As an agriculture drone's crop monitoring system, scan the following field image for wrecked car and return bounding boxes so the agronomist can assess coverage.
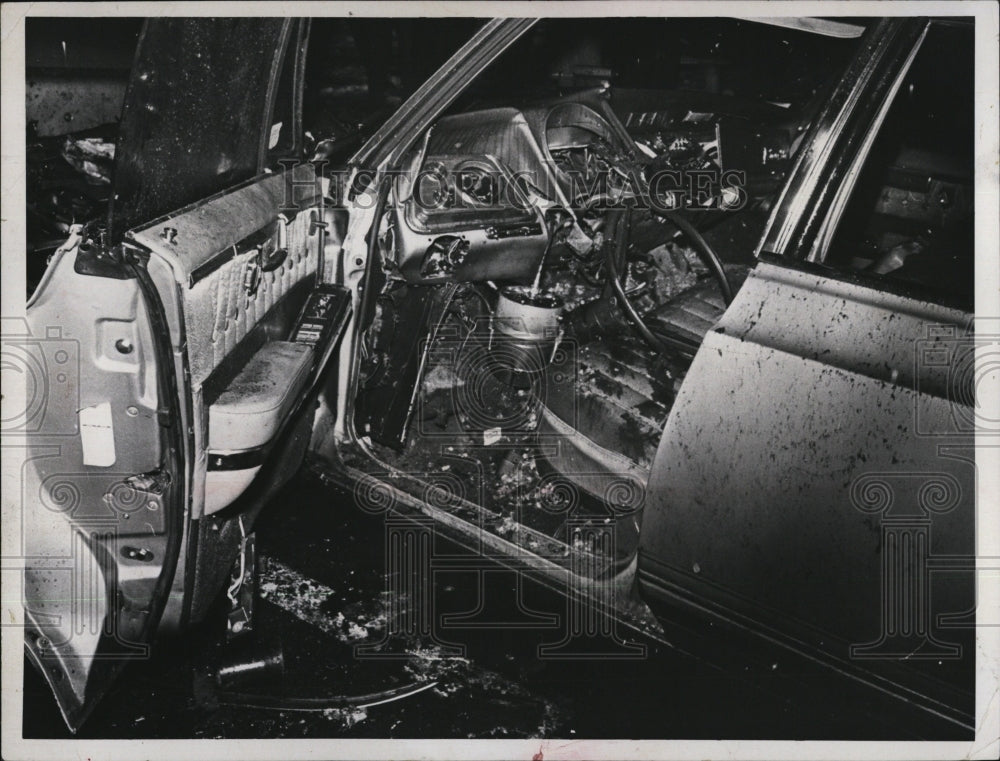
[20,16,977,734]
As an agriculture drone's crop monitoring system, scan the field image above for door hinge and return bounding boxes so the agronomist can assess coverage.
[71,226,137,280]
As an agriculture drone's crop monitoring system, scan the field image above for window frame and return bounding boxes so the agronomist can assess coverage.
[260,19,310,169]
[754,17,974,312]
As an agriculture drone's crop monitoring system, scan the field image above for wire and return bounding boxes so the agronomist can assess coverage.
[226,516,247,606]
[215,679,439,712]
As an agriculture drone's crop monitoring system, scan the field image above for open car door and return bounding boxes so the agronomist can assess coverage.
[636,18,977,733]
[23,18,350,731]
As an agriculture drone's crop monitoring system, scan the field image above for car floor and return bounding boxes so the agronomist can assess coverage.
[22,465,967,740]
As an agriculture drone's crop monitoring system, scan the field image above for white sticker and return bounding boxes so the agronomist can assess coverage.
[268,121,283,150]
[79,402,116,467]
[483,427,502,446]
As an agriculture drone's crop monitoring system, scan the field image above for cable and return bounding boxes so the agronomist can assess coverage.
[226,516,247,606]
[215,679,439,712]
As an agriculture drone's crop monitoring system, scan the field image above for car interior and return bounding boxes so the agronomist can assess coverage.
[21,16,979,735]
[323,18,868,588]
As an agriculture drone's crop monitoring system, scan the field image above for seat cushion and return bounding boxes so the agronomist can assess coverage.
[645,264,750,345]
[208,340,313,452]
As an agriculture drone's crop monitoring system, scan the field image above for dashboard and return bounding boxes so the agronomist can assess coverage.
[384,93,793,285]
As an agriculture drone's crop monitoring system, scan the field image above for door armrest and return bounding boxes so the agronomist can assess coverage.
[208,341,313,452]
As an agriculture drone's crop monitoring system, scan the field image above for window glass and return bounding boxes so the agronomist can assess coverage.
[822,23,974,306]
[110,18,288,239]
[302,19,480,160]
[450,18,859,114]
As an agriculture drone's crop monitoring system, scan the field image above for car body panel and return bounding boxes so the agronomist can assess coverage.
[637,16,976,730]
[23,240,179,730]
[638,261,975,728]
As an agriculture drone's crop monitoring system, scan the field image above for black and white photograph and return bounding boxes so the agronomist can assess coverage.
[2,2,998,759]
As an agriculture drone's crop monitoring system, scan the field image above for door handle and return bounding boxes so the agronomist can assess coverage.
[259,246,288,272]
[259,211,293,272]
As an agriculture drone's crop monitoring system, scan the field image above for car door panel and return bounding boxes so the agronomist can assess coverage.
[128,165,321,383]
[128,164,323,518]
[19,17,349,732]
[23,243,173,731]
[23,161,339,729]
[638,260,975,725]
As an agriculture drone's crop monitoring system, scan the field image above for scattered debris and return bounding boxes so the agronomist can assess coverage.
[259,559,390,644]
[61,135,115,184]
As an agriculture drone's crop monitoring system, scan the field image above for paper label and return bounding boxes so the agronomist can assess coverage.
[79,402,116,467]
